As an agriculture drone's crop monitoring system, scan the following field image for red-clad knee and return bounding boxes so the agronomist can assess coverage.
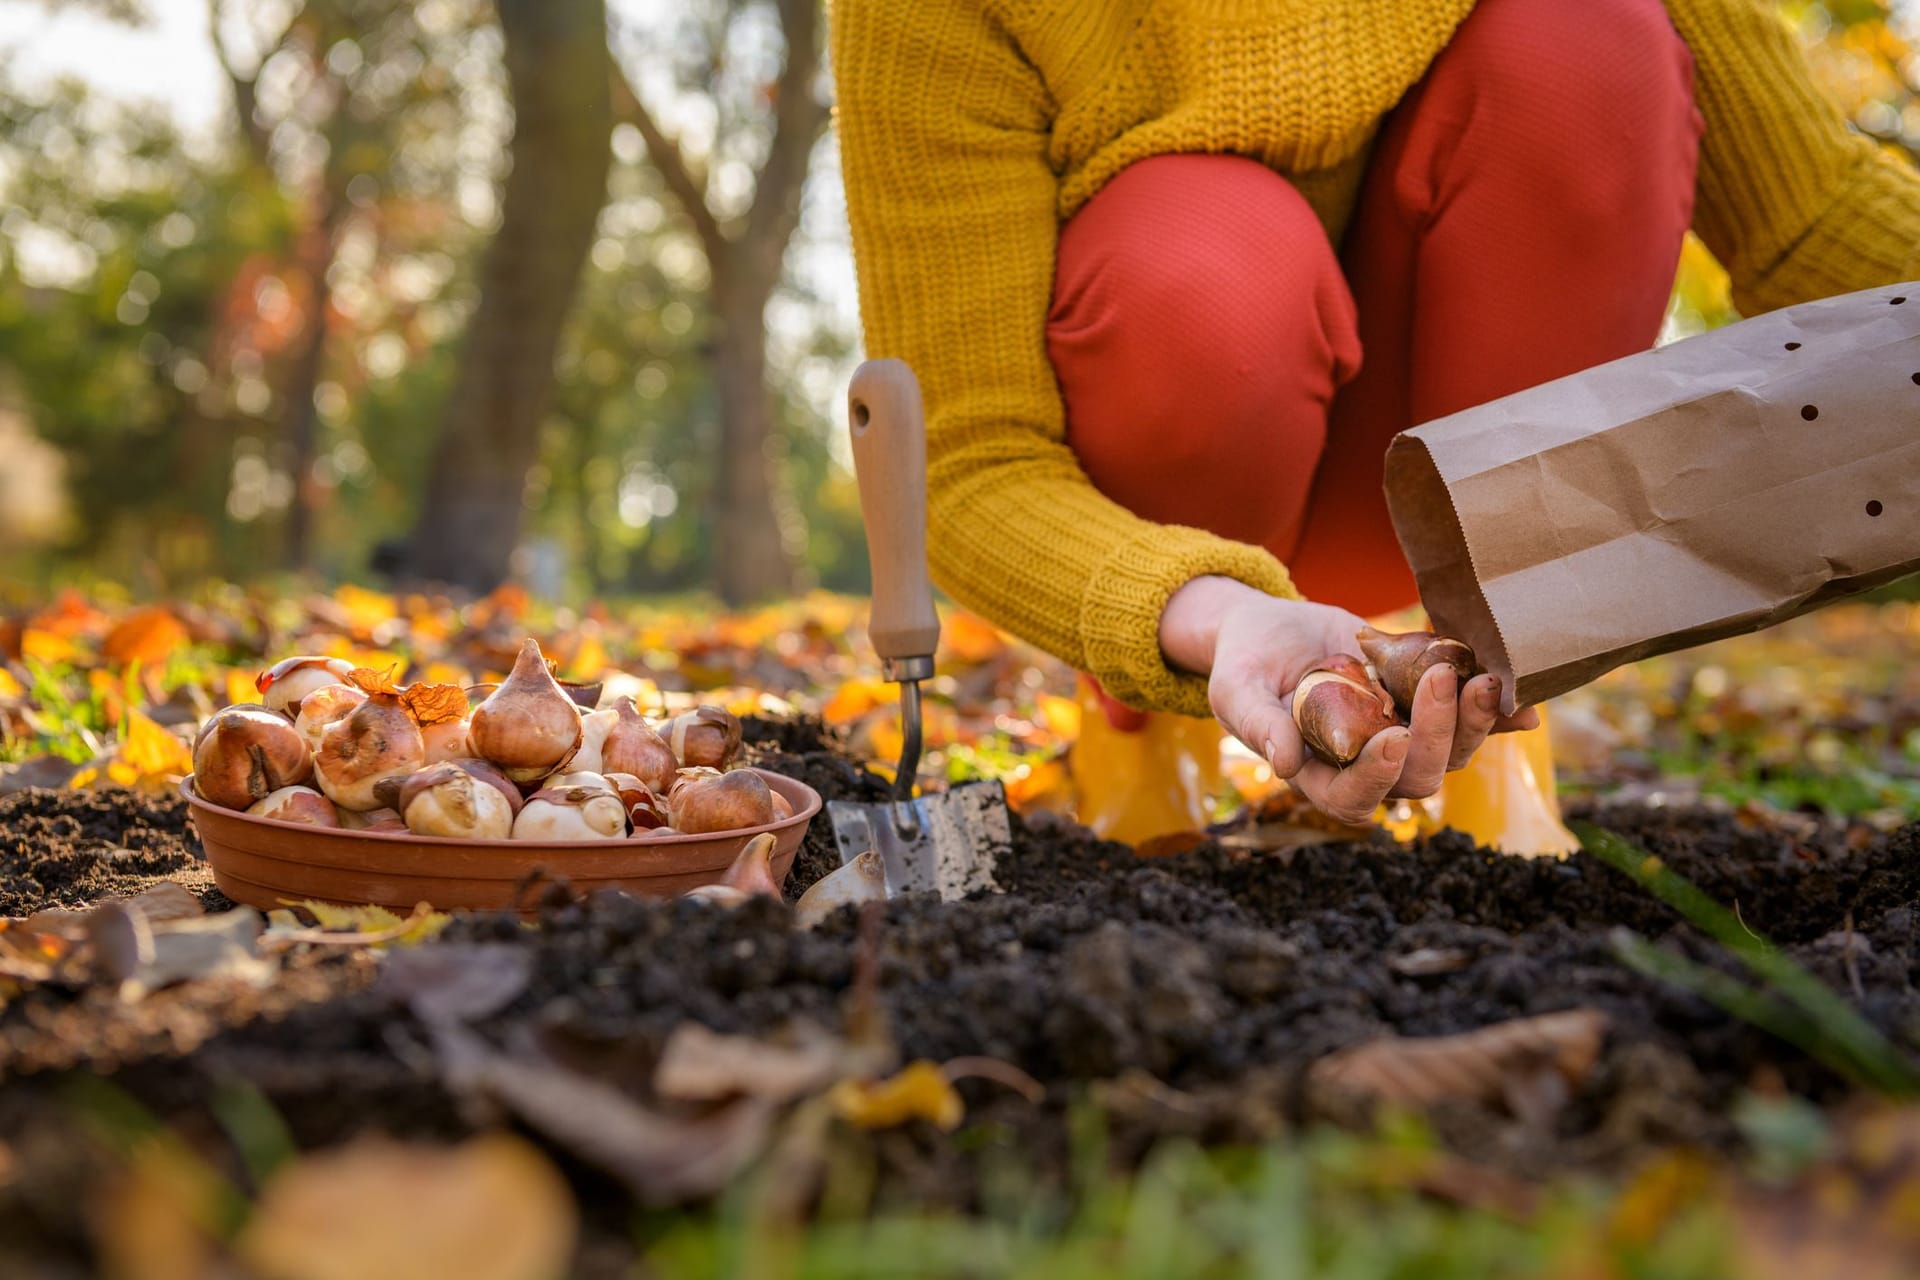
[1048,154,1360,556]
[1394,0,1701,237]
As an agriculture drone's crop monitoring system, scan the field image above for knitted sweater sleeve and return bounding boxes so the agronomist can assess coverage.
[831,0,1298,716]
[1667,0,1920,312]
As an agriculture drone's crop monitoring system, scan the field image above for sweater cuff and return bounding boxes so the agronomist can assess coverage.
[1737,151,1920,313]
[1078,526,1299,718]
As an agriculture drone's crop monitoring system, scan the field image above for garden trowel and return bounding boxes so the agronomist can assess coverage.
[827,360,1010,899]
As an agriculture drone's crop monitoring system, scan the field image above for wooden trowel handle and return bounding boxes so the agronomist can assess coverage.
[848,359,940,670]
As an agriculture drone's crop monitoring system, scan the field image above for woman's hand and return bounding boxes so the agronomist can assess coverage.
[1158,576,1538,824]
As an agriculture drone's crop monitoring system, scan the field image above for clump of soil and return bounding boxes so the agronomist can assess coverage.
[0,719,1916,1275]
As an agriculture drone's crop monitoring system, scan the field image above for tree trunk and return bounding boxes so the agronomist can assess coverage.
[401,0,611,593]
[709,279,795,605]
[280,199,341,572]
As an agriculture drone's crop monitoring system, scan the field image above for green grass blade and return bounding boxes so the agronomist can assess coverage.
[1577,821,1920,1096]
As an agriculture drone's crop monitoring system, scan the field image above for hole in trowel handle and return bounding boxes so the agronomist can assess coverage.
[851,401,871,432]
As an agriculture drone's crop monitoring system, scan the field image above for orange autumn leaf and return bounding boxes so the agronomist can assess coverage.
[829,1061,965,1132]
[822,677,892,727]
[88,669,128,728]
[401,682,467,726]
[101,606,188,669]
[941,610,1006,664]
[0,667,23,698]
[224,668,263,707]
[27,589,109,639]
[21,628,83,665]
[348,667,405,697]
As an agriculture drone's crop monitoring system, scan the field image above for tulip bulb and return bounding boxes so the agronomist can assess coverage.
[360,815,410,834]
[771,792,793,822]
[604,773,669,830]
[513,785,627,841]
[1355,626,1479,718]
[470,639,584,783]
[662,706,742,770]
[255,656,357,716]
[398,763,514,840]
[716,833,783,899]
[670,770,776,835]
[598,699,678,792]
[683,884,752,907]
[1292,655,1399,767]
[794,850,887,930]
[246,785,340,828]
[293,684,368,753]
[421,718,474,764]
[567,708,617,775]
[445,757,524,817]
[668,767,722,800]
[314,693,427,811]
[193,705,314,811]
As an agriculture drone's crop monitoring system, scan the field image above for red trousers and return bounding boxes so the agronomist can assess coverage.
[1049,0,1704,619]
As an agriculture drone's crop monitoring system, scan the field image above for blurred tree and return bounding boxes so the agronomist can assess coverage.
[399,0,612,593]
[610,0,828,606]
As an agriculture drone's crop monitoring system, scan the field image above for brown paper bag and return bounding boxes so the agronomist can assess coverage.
[1385,282,1920,713]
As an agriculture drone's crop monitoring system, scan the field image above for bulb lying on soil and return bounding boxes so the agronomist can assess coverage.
[1355,626,1479,718]
[193,705,314,810]
[1292,654,1399,767]
[246,785,339,827]
[255,656,356,716]
[794,850,886,929]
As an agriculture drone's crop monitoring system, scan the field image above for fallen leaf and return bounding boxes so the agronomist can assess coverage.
[830,1060,964,1132]
[400,682,467,726]
[101,607,188,670]
[380,943,533,1023]
[123,882,205,925]
[653,1022,850,1105]
[347,667,405,697]
[1307,1008,1609,1125]
[0,755,91,795]
[88,905,277,1000]
[94,1140,230,1280]
[278,900,450,947]
[116,709,195,787]
[234,1134,576,1280]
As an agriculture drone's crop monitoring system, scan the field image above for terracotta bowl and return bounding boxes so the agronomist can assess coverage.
[180,768,821,915]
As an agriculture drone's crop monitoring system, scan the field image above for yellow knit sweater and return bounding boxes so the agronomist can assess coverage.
[832,0,1920,717]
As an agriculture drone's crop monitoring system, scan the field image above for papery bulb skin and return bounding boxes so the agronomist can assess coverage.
[445,757,524,817]
[662,706,743,770]
[246,785,340,828]
[193,705,314,810]
[470,639,584,783]
[667,767,723,800]
[1355,627,1479,718]
[398,763,514,840]
[567,709,616,775]
[682,884,752,906]
[338,806,401,831]
[717,833,783,899]
[512,785,627,840]
[314,695,426,811]
[669,770,776,834]
[794,850,887,929]
[256,656,357,716]
[421,718,475,764]
[1291,657,1399,767]
[293,685,368,753]
[604,773,670,830]
[600,699,678,793]
[548,770,614,792]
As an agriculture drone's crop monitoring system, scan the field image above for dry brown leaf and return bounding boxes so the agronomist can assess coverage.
[653,1021,849,1105]
[123,882,204,925]
[401,681,467,726]
[380,943,533,1023]
[234,1134,576,1280]
[346,666,405,697]
[89,904,277,1000]
[1308,1008,1609,1122]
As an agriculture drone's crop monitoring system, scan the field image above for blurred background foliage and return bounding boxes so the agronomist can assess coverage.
[0,0,1913,604]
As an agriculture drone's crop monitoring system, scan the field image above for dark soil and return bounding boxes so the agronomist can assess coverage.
[2,716,1918,1276]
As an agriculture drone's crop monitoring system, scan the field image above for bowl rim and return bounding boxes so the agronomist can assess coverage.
[180,766,822,848]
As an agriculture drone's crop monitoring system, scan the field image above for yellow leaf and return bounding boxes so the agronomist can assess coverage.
[332,583,397,637]
[120,708,194,783]
[0,668,21,698]
[21,628,82,665]
[224,668,263,707]
[830,1061,964,1132]
[565,632,611,681]
[1035,694,1081,742]
[235,1135,576,1280]
[280,899,451,946]
[417,661,471,688]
